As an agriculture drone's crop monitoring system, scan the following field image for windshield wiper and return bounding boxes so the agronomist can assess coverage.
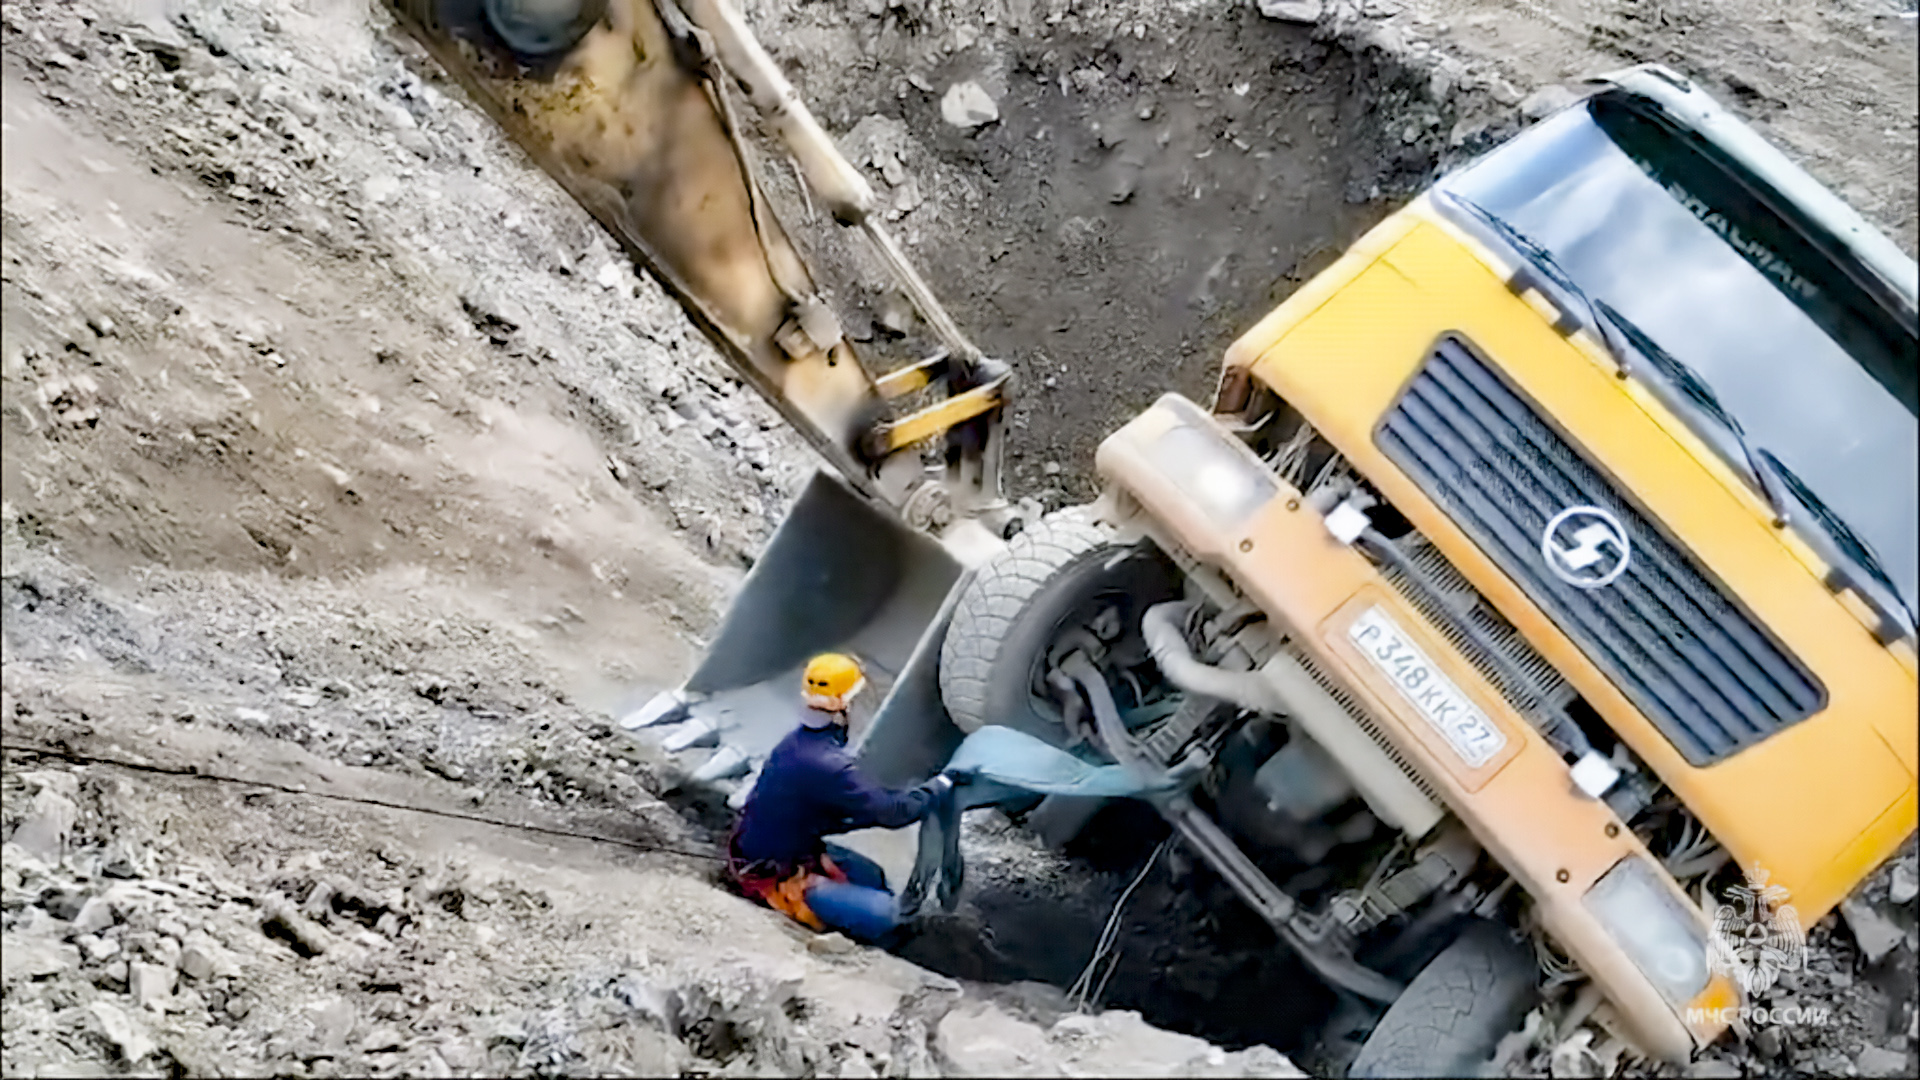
[1440,191,1635,377]
[1595,302,1911,636]
[1759,449,1916,638]
[1591,299,1794,528]
[1440,192,1911,636]
[1440,191,1796,527]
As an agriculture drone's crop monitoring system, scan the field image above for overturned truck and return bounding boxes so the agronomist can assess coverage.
[389,2,1918,1074]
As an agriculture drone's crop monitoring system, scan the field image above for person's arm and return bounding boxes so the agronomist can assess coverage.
[825,763,945,831]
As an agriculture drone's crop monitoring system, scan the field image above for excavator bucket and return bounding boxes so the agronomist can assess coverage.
[658,470,967,768]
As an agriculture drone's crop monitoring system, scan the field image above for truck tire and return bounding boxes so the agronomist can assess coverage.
[938,509,1177,738]
[1347,921,1539,1079]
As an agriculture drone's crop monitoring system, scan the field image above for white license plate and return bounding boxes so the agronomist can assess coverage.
[1347,606,1507,769]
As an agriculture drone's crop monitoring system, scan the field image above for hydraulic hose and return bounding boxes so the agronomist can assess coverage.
[1059,650,1403,1003]
[1060,652,1162,786]
[1140,602,1286,716]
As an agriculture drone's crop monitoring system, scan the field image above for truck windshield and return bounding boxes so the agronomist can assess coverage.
[1435,95,1920,618]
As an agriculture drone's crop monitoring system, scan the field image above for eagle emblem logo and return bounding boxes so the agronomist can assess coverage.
[1706,862,1804,995]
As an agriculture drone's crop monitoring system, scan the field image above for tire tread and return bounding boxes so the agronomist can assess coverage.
[1347,921,1538,1079]
[939,512,1117,734]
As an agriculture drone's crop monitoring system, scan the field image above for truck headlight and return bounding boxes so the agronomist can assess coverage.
[1152,420,1278,530]
[1583,856,1711,1006]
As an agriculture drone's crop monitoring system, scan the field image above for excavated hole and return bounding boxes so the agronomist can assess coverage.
[766,5,1477,506]
[895,799,1344,1062]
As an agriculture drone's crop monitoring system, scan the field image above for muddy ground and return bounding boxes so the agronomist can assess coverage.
[2,0,1916,1076]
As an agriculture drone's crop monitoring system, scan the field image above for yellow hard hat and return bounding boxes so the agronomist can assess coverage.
[802,653,865,712]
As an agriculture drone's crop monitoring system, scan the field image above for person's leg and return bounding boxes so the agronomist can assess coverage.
[803,879,899,942]
[821,843,889,892]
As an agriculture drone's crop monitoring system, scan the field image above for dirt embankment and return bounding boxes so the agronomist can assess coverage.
[4,0,811,594]
[0,539,1298,1077]
[0,0,1304,1075]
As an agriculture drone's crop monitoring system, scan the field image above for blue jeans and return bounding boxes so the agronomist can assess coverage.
[808,843,899,942]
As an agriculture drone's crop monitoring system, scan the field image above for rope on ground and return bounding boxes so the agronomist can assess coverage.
[1068,837,1169,1013]
[0,738,727,863]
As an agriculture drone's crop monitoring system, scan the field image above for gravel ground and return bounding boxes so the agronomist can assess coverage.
[0,539,1300,1077]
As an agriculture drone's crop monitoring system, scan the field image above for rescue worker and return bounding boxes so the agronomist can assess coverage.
[726,653,954,941]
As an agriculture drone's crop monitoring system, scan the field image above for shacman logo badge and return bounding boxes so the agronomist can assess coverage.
[1706,862,1805,996]
[1540,505,1632,589]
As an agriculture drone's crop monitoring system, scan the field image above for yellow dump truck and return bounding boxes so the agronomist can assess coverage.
[389,3,1917,1073]
[1080,67,1917,1070]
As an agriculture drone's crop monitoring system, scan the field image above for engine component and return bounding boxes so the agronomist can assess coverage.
[1140,602,1282,711]
[1258,649,1444,839]
[1059,652,1405,1004]
[1253,734,1354,822]
[1140,600,1443,838]
[1333,822,1482,934]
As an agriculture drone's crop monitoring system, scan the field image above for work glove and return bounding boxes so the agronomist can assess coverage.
[940,765,979,785]
[921,773,954,799]
[1161,750,1209,791]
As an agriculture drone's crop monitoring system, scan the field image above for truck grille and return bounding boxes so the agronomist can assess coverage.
[1376,337,1824,765]
[1378,535,1575,725]
[1282,643,1444,807]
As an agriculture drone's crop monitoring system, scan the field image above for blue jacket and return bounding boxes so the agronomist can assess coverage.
[732,717,935,871]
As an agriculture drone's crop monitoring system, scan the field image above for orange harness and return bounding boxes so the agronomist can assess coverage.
[727,831,849,931]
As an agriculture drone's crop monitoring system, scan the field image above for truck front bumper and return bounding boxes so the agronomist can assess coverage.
[1096,394,1739,1063]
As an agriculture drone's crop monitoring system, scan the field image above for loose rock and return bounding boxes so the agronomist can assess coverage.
[262,897,332,957]
[89,1000,156,1063]
[71,895,117,936]
[129,960,177,1008]
[1890,862,1917,906]
[101,844,144,880]
[178,943,215,981]
[12,787,79,862]
[42,885,89,921]
[1842,896,1906,964]
[1858,1045,1912,1078]
[807,932,856,956]
[1812,1050,1857,1076]
[940,81,999,129]
[1258,0,1324,23]
[6,938,82,981]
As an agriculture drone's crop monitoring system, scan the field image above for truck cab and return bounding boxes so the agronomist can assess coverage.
[1066,65,1918,1069]
[925,67,1904,1068]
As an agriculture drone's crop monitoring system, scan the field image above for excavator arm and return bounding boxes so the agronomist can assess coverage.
[383,0,1012,525]
[384,0,1013,775]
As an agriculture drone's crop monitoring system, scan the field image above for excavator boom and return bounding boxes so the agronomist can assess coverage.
[384,0,1008,515]
[384,0,1011,770]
